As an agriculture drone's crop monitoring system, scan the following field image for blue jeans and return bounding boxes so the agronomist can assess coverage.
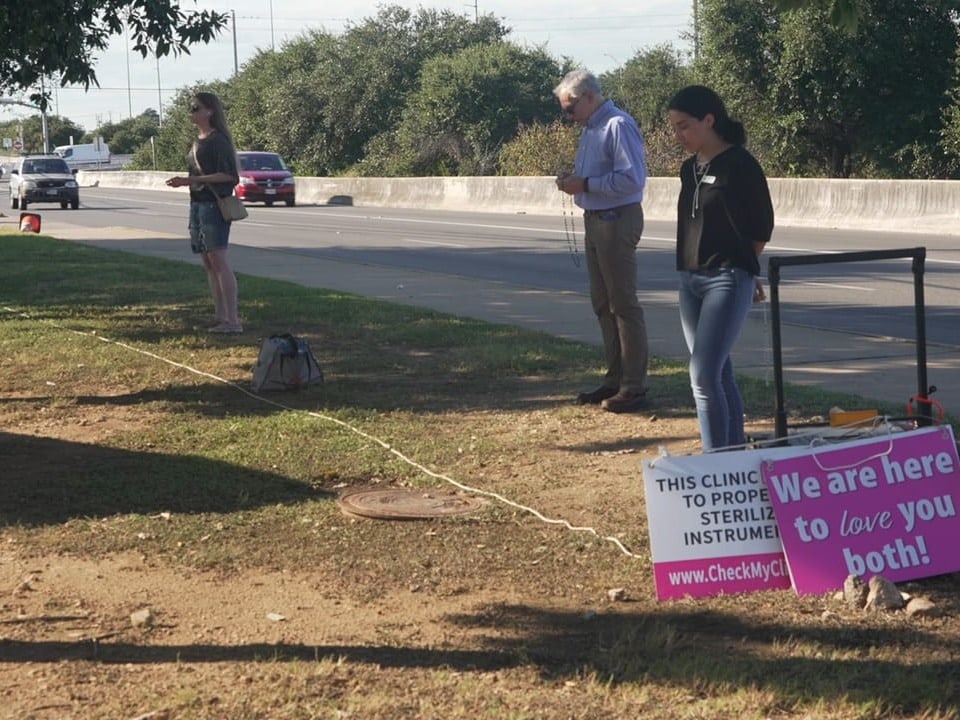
[679,267,755,451]
[189,201,231,254]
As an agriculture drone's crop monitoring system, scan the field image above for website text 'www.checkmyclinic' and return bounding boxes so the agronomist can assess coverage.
[667,557,788,587]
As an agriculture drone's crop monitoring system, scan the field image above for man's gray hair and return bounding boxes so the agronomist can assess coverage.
[553,69,603,100]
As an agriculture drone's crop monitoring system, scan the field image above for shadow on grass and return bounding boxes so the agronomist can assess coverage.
[0,431,332,526]
[2,601,959,714]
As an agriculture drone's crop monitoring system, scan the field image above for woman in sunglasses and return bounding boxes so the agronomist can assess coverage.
[166,92,243,334]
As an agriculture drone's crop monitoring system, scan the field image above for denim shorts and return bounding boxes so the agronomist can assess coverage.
[189,200,231,254]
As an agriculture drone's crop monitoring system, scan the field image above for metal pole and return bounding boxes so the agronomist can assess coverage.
[912,248,931,426]
[39,76,50,153]
[126,23,133,118]
[232,10,239,74]
[768,260,788,440]
[269,0,275,51]
[693,0,700,63]
[156,54,163,128]
[41,110,49,154]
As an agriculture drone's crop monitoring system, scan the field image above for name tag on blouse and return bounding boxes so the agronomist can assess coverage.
[702,175,717,184]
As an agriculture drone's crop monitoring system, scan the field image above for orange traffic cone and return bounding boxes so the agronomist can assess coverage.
[19,212,41,233]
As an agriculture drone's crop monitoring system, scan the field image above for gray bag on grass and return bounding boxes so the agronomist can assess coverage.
[252,334,324,392]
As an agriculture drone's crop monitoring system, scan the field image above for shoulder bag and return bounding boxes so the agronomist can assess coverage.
[252,334,324,392]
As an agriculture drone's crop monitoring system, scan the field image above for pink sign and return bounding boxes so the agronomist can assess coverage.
[761,426,960,594]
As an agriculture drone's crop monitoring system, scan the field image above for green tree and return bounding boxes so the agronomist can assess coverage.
[697,0,958,177]
[82,110,160,154]
[221,5,511,176]
[497,120,579,176]
[605,44,692,135]
[0,115,84,154]
[939,54,960,167]
[225,32,337,175]
[371,42,561,176]
[771,0,864,29]
[1,1,228,109]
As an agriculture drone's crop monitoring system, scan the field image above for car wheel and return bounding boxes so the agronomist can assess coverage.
[71,199,79,210]
[286,198,296,207]
[60,201,68,209]
[265,201,274,207]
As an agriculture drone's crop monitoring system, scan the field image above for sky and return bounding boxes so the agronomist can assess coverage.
[1,1,692,134]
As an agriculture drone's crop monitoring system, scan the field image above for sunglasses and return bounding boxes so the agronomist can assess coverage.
[562,96,583,116]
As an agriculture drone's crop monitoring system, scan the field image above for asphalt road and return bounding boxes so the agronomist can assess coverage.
[8,184,960,418]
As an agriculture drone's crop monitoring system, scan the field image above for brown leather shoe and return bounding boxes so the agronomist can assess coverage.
[601,390,649,413]
[577,385,619,405]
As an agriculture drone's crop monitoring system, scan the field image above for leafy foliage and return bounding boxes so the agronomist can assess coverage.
[372,42,562,176]
[225,32,335,174]
[222,6,512,176]
[497,120,580,176]
[772,0,863,30]
[605,44,693,135]
[0,115,84,154]
[83,110,160,154]
[0,0,228,109]
[16,0,960,179]
[697,0,960,177]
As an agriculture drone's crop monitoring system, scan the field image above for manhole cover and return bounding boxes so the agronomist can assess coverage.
[338,488,486,520]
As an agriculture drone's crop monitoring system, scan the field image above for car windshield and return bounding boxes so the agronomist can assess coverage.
[22,159,70,174]
[240,154,286,171]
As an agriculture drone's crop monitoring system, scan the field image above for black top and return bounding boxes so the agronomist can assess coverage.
[187,130,239,202]
[675,145,774,276]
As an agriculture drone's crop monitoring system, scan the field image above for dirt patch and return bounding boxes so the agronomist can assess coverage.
[1,346,958,719]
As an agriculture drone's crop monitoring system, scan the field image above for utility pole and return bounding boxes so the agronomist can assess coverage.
[156,54,163,128]
[126,22,133,118]
[39,77,49,153]
[232,10,239,74]
[269,0,275,50]
[693,0,700,63]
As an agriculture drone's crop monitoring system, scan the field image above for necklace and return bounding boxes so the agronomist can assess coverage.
[561,193,581,267]
[691,159,710,218]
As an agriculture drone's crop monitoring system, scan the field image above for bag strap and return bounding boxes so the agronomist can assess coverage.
[190,139,228,201]
[190,142,205,176]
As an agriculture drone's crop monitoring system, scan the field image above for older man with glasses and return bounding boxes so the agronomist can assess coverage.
[554,69,651,414]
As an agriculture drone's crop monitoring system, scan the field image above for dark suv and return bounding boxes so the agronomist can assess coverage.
[235,151,296,206]
[9,155,80,210]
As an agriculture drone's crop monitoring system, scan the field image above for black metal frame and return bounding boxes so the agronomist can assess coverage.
[766,247,929,439]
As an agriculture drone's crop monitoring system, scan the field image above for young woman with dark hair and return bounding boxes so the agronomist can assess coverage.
[668,85,774,451]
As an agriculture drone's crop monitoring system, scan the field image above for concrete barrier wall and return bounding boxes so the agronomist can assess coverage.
[76,171,960,235]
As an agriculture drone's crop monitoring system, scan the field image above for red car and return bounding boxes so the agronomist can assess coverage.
[235,151,296,206]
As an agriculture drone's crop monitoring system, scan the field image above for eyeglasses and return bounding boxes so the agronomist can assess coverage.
[562,96,583,116]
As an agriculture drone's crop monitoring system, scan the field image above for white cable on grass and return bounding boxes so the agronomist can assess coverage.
[3,307,642,558]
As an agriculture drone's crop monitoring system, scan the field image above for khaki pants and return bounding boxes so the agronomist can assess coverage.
[583,203,649,394]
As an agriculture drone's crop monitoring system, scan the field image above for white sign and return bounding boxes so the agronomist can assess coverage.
[643,446,801,600]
